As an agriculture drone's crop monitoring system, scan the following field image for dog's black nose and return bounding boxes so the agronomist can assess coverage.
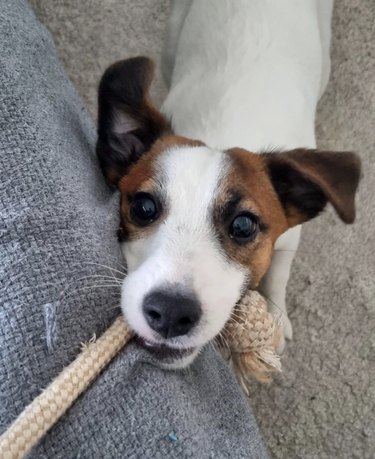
[143,290,201,339]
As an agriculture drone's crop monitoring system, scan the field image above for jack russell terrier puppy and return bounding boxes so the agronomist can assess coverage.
[96,0,361,367]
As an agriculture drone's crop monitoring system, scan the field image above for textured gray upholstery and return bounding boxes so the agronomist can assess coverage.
[28,0,375,457]
[0,1,268,457]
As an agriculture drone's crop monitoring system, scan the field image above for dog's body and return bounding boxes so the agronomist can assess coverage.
[96,0,360,368]
[161,0,334,343]
[162,0,332,148]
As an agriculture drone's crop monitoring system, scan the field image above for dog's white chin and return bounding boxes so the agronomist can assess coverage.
[135,335,202,369]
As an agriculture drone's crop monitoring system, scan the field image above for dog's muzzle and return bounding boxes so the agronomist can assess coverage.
[142,289,201,339]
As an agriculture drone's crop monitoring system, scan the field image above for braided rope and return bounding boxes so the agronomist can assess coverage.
[0,317,133,459]
[0,291,280,459]
[220,291,282,390]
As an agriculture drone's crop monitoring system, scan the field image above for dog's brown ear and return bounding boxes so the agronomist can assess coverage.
[265,149,361,227]
[97,57,170,186]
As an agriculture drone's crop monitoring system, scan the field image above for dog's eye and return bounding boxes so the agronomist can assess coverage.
[229,213,259,243]
[130,192,159,226]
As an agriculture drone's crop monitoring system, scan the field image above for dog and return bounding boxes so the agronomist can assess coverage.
[96,1,361,368]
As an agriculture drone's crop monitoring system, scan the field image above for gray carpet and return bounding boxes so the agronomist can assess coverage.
[30,1,375,457]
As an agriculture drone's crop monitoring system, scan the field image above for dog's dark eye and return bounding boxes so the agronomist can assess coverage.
[130,192,159,226]
[229,213,259,243]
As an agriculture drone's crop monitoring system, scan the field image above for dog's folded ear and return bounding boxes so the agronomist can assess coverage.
[97,57,170,186]
[265,149,361,227]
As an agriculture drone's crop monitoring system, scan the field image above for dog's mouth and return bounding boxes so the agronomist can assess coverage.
[135,335,196,361]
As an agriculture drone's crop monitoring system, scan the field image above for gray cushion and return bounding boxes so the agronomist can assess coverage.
[0,1,268,457]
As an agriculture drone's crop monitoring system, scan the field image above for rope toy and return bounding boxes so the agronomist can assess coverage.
[218,291,281,391]
[0,290,280,459]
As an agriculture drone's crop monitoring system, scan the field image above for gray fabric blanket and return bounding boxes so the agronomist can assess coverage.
[28,1,375,458]
[0,1,268,457]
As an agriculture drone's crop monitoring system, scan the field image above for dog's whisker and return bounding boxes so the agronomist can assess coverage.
[229,311,244,320]
[87,252,128,271]
[229,312,247,328]
[230,316,245,325]
[63,276,123,291]
[62,284,121,300]
[210,339,221,354]
[44,256,126,279]
[76,274,123,285]
[216,330,230,350]
[71,284,121,291]
[57,272,121,288]
[228,313,242,323]
[83,261,126,277]
[107,268,123,284]
[229,319,246,331]
[76,273,122,281]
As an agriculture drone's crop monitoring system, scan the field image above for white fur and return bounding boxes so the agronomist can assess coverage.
[121,146,247,360]
[161,0,334,346]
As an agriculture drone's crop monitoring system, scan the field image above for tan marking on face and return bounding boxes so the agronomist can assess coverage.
[216,148,289,287]
[117,135,205,240]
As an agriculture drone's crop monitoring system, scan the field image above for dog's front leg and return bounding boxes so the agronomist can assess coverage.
[259,225,302,351]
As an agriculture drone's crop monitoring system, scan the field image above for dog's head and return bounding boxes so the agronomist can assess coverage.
[97,57,361,367]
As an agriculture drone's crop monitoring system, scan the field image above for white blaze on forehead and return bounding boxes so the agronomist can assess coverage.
[158,145,227,228]
[124,145,228,273]
[121,145,248,348]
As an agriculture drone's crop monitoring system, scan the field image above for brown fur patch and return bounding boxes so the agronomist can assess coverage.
[214,148,289,287]
[97,57,172,185]
[118,134,204,194]
[265,149,361,225]
[214,147,360,286]
[118,135,205,241]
